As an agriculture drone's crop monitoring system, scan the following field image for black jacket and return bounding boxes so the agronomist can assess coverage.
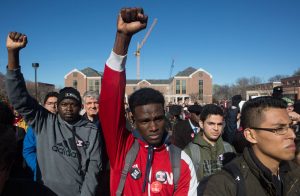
[199,147,300,196]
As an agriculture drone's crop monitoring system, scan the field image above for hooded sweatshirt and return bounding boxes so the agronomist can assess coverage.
[99,51,197,195]
[6,68,101,196]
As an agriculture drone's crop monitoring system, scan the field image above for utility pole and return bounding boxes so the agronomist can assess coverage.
[32,63,39,100]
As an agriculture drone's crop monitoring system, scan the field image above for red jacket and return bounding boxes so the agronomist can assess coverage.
[99,52,197,196]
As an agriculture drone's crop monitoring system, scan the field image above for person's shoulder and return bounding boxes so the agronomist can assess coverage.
[286,160,300,176]
[87,121,98,131]
[198,170,236,196]
[77,118,99,131]
[222,140,235,150]
[180,148,199,173]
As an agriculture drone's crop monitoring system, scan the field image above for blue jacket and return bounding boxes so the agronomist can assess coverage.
[23,126,37,181]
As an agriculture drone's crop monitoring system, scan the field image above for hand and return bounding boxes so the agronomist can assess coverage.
[288,111,300,122]
[6,32,27,52]
[117,8,148,37]
[113,8,148,55]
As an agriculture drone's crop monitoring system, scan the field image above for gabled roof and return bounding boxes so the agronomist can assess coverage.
[175,67,197,77]
[80,67,102,77]
[64,68,85,79]
[147,79,170,84]
[175,66,212,79]
[126,79,170,85]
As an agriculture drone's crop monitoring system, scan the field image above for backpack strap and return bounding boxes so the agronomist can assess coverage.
[169,144,181,192]
[223,142,234,153]
[187,142,201,177]
[223,162,246,196]
[116,139,139,196]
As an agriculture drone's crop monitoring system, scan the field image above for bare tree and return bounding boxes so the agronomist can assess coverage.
[268,74,289,82]
[249,76,263,85]
[189,93,199,103]
[293,68,300,76]
[213,84,231,101]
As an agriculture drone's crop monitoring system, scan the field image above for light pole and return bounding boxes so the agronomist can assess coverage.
[32,63,39,100]
[294,82,297,101]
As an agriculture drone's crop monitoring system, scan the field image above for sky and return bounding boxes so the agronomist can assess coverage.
[0,0,299,88]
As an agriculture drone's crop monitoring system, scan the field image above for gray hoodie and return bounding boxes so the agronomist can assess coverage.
[6,68,101,196]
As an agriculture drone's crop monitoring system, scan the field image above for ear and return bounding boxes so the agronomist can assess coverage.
[244,128,257,144]
[199,120,204,129]
[131,115,136,124]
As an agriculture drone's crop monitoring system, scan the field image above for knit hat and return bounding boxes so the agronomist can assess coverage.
[273,86,283,94]
[57,87,82,105]
[272,86,283,99]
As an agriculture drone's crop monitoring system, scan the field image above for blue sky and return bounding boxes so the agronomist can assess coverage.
[0,0,299,88]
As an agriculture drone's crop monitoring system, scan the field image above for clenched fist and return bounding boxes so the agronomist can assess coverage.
[6,32,27,51]
[117,7,148,37]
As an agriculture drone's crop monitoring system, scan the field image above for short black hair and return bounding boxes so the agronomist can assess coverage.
[0,101,14,125]
[200,104,224,122]
[0,124,17,171]
[129,88,165,114]
[241,96,287,129]
[43,91,59,105]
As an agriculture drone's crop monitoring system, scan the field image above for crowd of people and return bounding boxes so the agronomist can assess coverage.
[1,7,300,196]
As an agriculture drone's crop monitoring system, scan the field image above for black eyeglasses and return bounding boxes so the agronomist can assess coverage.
[250,124,299,135]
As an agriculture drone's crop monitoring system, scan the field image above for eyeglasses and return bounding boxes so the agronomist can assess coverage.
[250,124,299,135]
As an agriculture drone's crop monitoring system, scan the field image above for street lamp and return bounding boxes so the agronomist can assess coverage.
[32,63,39,100]
[293,82,297,101]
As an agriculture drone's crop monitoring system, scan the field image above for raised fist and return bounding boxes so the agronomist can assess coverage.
[6,32,27,51]
[117,7,148,36]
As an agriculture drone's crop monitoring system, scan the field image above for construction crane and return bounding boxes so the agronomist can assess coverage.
[135,18,158,80]
[169,59,175,79]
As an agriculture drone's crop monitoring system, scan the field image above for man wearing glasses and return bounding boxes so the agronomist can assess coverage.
[199,96,300,196]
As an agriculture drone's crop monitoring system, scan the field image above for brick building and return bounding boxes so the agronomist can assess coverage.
[245,75,300,101]
[64,67,102,95]
[281,75,300,100]
[64,66,213,104]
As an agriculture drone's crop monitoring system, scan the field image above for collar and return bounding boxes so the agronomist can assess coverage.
[132,129,169,192]
[244,147,288,195]
[82,112,99,125]
[188,119,199,133]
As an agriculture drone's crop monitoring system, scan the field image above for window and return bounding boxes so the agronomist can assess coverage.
[73,80,78,89]
[176,80,180,94]
[88,80,93,91]
[199,80,203,101]
[176,80,187,94]
[182,80,186,94]
[95,80,100,93]
[73,72,78,77]
[88,79,100,93]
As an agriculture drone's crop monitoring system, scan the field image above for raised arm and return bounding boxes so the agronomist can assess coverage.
[99,8,147,169]
[5,32,44,130]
